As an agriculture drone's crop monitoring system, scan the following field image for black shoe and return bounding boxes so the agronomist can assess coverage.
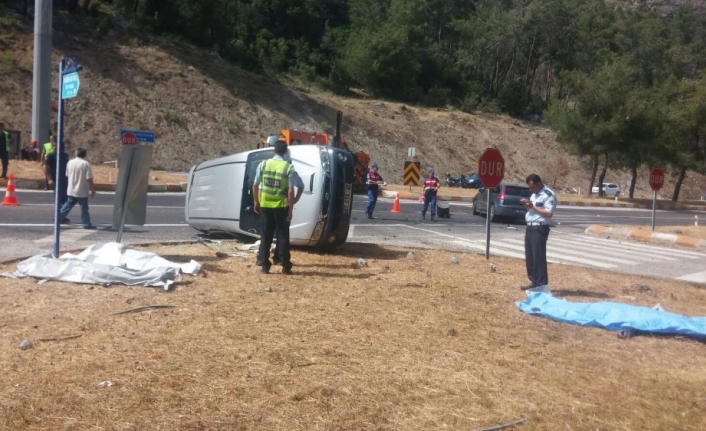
[261,266,270,274]
[62,218,70,223]
[421,213,426,220]
[83,225,96,230]
[367,214,374,219]
[431,215,437,222]
[282,268,293,275]
[520,284,538,291]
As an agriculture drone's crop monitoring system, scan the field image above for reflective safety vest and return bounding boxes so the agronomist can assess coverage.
[2,132,9,152]
[424,176,439,192]
[44,142,54,156]
[259,158,293,209]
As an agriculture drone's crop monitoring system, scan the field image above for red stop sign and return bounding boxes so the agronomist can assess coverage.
[649,168,664,191]
[121,132,137,146]
[478,148,505,189]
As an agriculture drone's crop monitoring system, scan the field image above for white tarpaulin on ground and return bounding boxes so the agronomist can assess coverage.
[1,242,201,290]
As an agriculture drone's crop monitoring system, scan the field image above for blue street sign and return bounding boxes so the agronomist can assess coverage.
[62,72,80,99]
[120,129,156,144]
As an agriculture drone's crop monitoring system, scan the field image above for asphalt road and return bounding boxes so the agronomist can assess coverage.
[1,189,705,283]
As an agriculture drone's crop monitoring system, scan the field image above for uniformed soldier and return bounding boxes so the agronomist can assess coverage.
[520,174,556,290]
[253,141,296,275]
[421,168,440,221]
[365,163,386,219]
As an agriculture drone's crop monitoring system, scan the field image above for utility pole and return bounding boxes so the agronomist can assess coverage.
[31,0,53,146]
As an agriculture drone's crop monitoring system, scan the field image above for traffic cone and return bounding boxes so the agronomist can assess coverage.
[391,193,401,213]
[1,174,19,206]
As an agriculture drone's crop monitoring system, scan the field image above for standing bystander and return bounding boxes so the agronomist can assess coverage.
[42,139,70,215]
[0,122,11,179]
[520,174,556,290]
[421,168,440,221]
[270,148,305,266]
[365,163,386,219]
[58,148,96,229]
[253,141,295,274]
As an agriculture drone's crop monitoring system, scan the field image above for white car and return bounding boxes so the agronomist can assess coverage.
[592,182,621,197]
[185,145,354,248]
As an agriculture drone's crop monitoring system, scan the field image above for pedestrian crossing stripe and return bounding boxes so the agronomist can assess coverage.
[404,161,420,186]
[451,234,706,270]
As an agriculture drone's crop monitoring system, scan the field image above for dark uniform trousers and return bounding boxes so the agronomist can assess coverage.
[525,225,550,286]
[257,206,292,271]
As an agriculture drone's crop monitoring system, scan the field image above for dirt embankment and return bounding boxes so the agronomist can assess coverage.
[1,15,705,199]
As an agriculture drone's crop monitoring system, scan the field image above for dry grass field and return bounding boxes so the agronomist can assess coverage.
[1,242,706,430]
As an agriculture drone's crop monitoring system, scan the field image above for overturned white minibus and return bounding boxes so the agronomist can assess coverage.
[185,145,354,248]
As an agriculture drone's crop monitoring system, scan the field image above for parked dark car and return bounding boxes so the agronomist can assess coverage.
[472,182,532,222]
[463,172,483,189]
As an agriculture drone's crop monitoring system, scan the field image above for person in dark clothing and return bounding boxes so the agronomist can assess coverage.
[42,139,70,215]
[365,163,386,219]
[0,122,11,179]
[253,141,295,275]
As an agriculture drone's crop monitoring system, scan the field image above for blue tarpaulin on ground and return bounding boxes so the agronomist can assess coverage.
[516,293,706,339]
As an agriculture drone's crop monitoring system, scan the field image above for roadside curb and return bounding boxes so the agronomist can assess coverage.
[584,225,706,250]
[381,190,706,211]
[4,180,187,193]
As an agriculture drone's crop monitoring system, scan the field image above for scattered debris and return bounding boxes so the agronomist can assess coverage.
[473,418,526,431]
[675,229,683,234]
[406,252,415,259]
[489,263,497,272]
[635,284,651,293]
[450,257,459,264]
[255,319,261,323]
[18,340,33,350]
[216,251,229,258]
[345,302,350,307]
[265,286,273,293]
[112,305,175,315]
[357,258,367,267]
[38,334,82,342]
[382,265,390,271]
[617,329,635,339]
[126,297,134,304]
[446,327,456,336]
[97,381,113,388]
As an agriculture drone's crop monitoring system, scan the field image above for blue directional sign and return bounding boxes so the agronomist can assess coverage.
[62,72,80,99]
[120,129,156,144]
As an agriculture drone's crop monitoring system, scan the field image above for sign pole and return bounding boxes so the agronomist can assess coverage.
[485,188,491,259]
[651,190,656,231]
[52,58,65,258]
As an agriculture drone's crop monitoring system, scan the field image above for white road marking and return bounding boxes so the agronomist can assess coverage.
[465,239,618,269]
[0,223,189,227]
[498,237,642,265]
[677,270,706,283]
[567,234,706,258]
[35,229,95,244]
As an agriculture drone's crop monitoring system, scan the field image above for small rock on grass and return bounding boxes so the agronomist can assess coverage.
[357,258,367,267]
[406,252,414,259]
[489,263,497,272]
[265,286,273,292]
[450,257,459,264]
[446,328,456,336]
[19,340,33,350]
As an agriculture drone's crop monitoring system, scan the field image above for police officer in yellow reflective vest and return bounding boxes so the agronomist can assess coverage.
[253,141,296,275]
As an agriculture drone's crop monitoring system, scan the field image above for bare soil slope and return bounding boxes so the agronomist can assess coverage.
[1,14,705,199]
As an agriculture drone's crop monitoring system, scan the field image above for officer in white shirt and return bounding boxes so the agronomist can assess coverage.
[520,174,556,290]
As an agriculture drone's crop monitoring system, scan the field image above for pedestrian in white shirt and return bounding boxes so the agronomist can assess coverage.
[58,148,97,229]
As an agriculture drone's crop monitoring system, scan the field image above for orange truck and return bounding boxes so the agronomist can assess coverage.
[258,111,370,192]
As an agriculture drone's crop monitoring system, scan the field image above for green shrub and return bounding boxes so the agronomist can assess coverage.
[1,51,14,71]
[165,111,181,124]
[320,121,333,134]
[227,118,241,134]
[422,86,449,108]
